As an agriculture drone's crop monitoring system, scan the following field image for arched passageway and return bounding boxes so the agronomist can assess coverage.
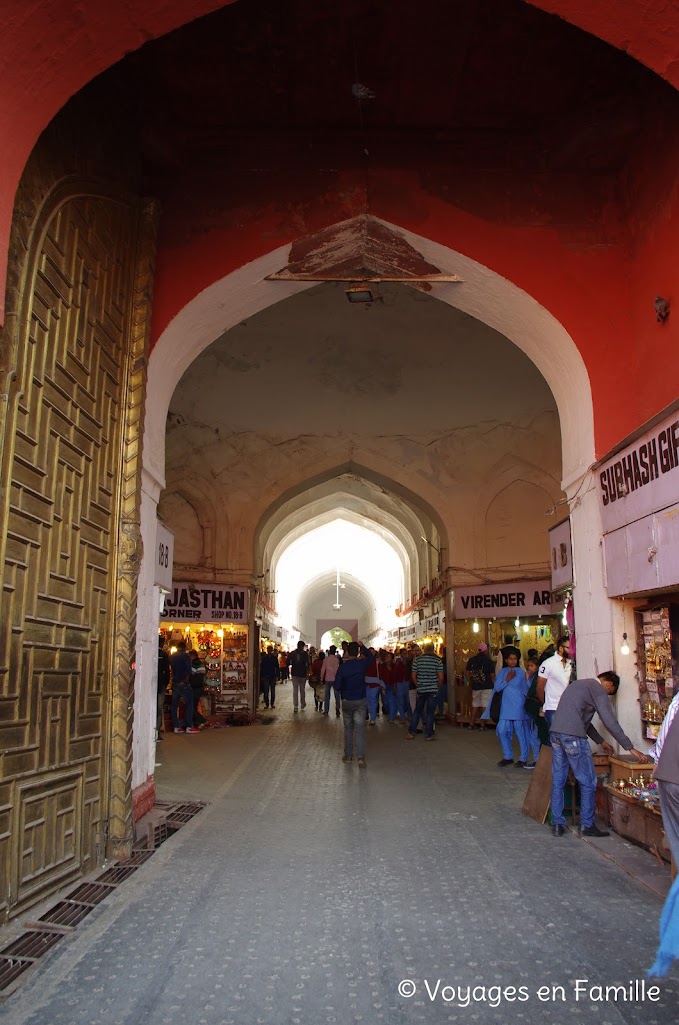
[141,225,584,803]
[2,0,679,924]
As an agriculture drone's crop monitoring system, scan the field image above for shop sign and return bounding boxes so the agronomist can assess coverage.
[399,624,417,641]
[261,615,282,640]
[598,411,679,533]
[424,611,444,634]
[453,580,552,619]
[154,521,174,591]
[163,583,249,621]
[549,518,573,590]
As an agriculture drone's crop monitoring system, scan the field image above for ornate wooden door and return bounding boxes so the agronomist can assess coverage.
[0,189,153,919]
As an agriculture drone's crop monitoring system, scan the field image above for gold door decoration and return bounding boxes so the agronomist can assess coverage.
[0,186,157,919]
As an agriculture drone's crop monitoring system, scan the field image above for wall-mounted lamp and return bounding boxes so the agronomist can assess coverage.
[420,535,441,553]
[472,620,480,633]
[654,296,670,323]
[514,617,520,630]
[522,624,530,633]
[620,632,630,656]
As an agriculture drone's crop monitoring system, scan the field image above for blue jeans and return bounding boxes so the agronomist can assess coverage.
[383,688,397,721]
[436,682,447,715]
[544,709,556,728]
[550,732,598,828]
[366,686,381,722]
[409,691,437,737]
[526,721,541,761]
[171,683,194,729]
[342,699,367,758]
[324,681,340,714]
[395,681,411,721]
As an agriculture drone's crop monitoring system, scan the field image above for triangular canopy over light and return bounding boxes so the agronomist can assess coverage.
[266,215,463,291]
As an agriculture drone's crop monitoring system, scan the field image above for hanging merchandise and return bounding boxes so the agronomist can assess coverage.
[160,612,251,724]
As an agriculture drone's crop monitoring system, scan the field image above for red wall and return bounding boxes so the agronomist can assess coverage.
[529,0,679,90]
[150,152,679,459]
[0,0,678,323]
[1,0,678,459]
[0,0,232,322]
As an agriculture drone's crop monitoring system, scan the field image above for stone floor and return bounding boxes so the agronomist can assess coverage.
[2,685,677,1025]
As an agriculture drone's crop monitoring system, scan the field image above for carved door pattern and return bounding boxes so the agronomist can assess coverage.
[0,192,147,918]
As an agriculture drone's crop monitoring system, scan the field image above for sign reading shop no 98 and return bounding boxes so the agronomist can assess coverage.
[154,521,174,591]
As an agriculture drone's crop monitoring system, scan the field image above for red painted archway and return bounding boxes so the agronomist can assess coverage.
[0,0,678,325]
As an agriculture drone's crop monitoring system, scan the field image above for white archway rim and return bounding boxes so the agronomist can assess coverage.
[145,218,593,491]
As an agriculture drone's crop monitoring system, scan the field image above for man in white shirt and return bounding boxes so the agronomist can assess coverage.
[536,636,572,727]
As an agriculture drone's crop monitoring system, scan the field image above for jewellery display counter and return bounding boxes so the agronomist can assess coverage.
[605,776,671,864]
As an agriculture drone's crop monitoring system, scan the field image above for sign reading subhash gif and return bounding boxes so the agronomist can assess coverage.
[396,978,660,1007]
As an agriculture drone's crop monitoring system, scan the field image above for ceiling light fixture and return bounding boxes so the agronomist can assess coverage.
[345,284,377,303]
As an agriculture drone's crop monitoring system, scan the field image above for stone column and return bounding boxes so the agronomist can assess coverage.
[567,468,613,680]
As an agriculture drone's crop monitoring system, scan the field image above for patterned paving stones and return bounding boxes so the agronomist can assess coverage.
[1,690,677,1024]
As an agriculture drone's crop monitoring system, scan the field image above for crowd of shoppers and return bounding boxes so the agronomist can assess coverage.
[259,640,448,763]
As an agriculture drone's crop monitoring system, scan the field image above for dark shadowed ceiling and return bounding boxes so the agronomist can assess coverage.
[116,0,674,175]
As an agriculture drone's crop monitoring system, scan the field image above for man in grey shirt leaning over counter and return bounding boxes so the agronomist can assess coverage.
[550,672,647,838]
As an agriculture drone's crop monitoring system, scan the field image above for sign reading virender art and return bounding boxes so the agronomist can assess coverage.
[453,581,553,620]
[163,584,249,622]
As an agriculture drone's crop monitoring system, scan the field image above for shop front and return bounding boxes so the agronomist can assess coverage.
[597,407,679,865]
[397,611,445,651]
[451,580,561,679]
[161,583,253,721]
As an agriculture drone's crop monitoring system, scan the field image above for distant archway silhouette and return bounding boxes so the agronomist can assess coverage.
[320,627,353,651]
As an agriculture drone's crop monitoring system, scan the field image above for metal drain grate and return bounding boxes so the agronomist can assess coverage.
[96,865,138,885]
[0,957,32,991]
[122,850,154,867]
[166,810,197,826]
[38,901,94,929]
[166,805,206,828]
[171,802,206,815]
[0,798,207,997]
[0,930,63,960]
[147,821,169,849]
[65,882,116,906]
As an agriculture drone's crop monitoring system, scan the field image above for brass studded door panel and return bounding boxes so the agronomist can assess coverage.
[0,195,138,917]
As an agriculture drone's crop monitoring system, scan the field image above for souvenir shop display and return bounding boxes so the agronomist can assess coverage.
[159,620,250,721]
[637,606,675,740]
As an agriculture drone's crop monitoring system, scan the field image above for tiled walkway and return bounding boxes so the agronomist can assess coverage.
[2,685,677,1024]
